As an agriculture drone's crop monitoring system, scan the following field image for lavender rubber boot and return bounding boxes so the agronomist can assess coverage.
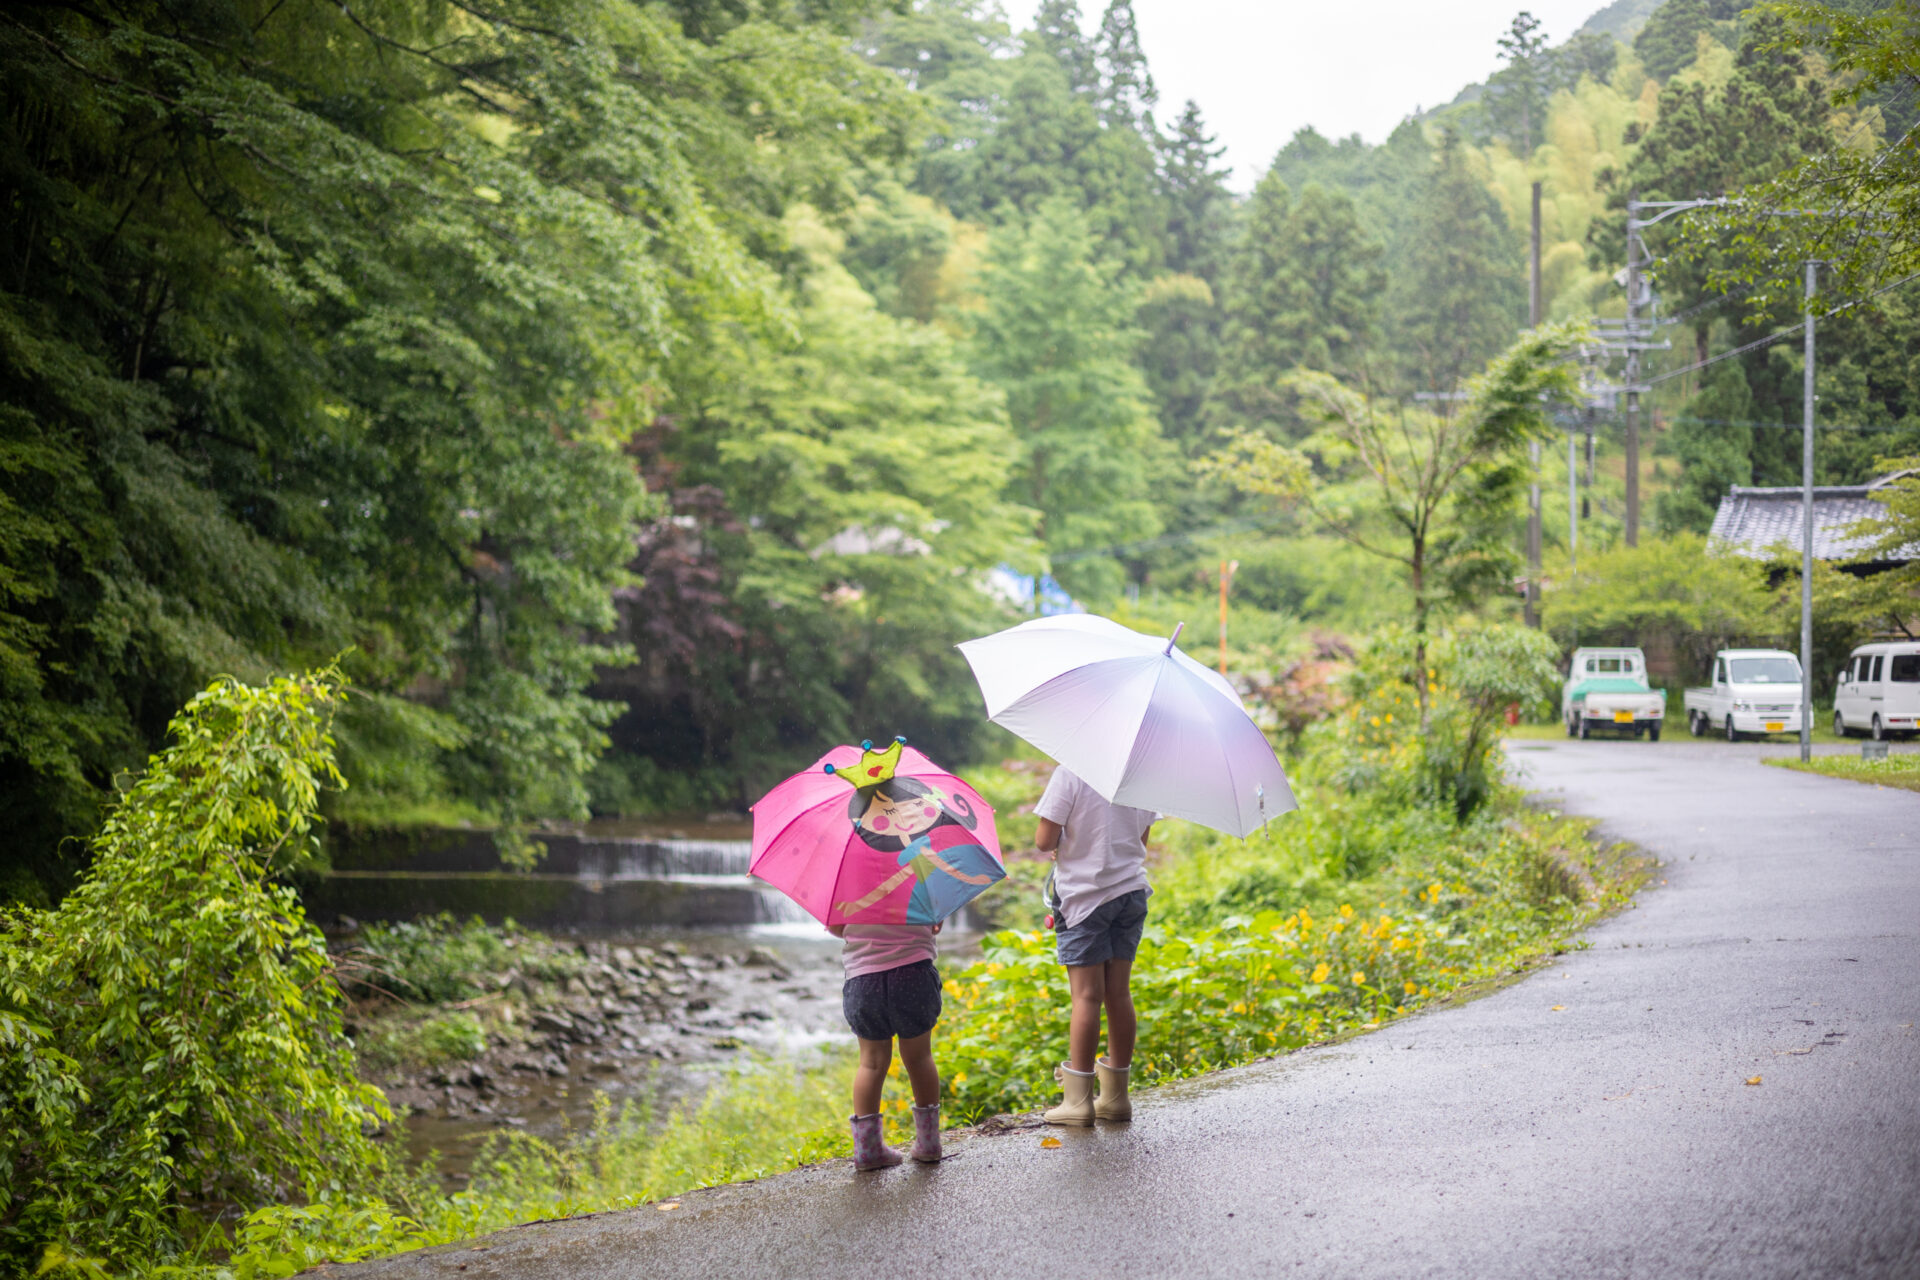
[850,1113,903,1171]
[909,1102,943,1163]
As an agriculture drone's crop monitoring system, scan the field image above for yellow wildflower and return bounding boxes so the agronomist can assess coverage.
[1404,980,1418,994]
[1310,963,1331,983]
[1339,904,1354,919]
[1369,716,1381,727]
[1351,970,1367,985]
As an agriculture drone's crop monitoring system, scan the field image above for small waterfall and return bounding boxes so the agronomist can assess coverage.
[314,827,814,929]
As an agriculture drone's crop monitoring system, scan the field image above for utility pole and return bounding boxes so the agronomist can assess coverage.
[1800,262,1817,764]
[1624,192,1643,546]
[1526,181,1543,628]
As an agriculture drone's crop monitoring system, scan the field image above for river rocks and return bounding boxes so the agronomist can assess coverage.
[530,1009,573,1036]
[366,930,850,1186]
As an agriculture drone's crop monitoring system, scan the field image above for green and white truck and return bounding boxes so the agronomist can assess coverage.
[1562,647,1667,740]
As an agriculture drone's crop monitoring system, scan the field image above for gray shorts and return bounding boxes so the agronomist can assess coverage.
[1056,889,1149,967]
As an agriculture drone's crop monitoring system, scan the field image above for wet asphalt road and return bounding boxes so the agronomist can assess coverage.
[322,740,1920,1280]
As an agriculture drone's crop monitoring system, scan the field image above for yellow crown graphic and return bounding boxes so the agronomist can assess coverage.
[825,737,906,788]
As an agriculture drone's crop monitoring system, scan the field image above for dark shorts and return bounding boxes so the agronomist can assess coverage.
[1056,889,1150,967]
[842,959,943,1042]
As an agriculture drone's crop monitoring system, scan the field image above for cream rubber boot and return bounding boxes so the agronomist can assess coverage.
[850,1113,903,1170]
[1094,1057,1132,1121]
[909,1102,943,1162]
[1043,1062,1096,1126]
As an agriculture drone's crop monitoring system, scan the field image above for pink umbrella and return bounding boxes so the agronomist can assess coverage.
[749,738,1005,927]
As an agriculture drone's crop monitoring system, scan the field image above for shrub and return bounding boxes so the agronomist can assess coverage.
[0,670,389,1269]
[353,915,581,1005]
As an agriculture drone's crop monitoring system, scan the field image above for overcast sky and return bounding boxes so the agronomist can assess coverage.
[1013,0,1610,188]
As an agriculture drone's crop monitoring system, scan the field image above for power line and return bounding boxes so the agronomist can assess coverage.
[1667,415,1913,432]
[1644,269,1920,387]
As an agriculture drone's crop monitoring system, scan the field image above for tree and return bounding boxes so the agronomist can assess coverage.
[0,0,921,896]
[1635,0,1718,81]
[1209,173,1386,437]
[1137,274,1221,447]
[1684,0,1920,309]
[1389,133,1527,397]
[1488,11,1553,156]
[1658,361,1757,534]
[1095,0,1159,130]
[1603,8,1829,359]
[969,201,1168,600]
[1206,323,1586,727]
[1031,0,1099,96]
[619,210,1034,800]
[0,668,387,1266]
[1158,101,1237,285]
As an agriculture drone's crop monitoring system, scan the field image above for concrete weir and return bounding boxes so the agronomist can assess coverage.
[304,823,809,930]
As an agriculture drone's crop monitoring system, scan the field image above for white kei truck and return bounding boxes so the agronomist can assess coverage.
[1683,648,1805,740]
[1831,640,1920,740]
[1562,647,1667,740]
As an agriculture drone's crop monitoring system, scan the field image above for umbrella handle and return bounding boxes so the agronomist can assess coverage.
[1164,621,1184,655]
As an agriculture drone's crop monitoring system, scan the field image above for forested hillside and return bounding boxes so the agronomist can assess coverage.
[4,0,1914,903]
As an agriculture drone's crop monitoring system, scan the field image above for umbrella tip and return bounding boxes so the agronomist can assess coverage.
[861,739,873,750]
[1164,620,1185,655]
[824,763,837,775]
[894,735,907,744]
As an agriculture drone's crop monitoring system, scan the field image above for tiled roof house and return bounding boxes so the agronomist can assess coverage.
[1708,473,1919,565]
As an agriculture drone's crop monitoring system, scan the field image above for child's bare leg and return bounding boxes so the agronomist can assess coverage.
[896,1031,940,1106]
[1066,964,1108,1073]
[853,1036,893,1115]
[1101,957,1135,1068]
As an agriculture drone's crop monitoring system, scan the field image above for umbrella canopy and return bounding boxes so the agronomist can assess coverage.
[749,738,1005,927]
[957,614,1296,837]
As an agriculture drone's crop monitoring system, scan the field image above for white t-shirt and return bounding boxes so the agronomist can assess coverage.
[1033,767,1154,930]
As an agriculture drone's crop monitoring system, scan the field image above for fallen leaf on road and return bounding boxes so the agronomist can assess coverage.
[1551,1005,1565,1012]
[658,1202,681,1211]
[1745,1076,1762,1086]
[1040,1136,1062,1149]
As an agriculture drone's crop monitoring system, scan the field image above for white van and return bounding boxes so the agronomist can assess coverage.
[1832,641,1920,740]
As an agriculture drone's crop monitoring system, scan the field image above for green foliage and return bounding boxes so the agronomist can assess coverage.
[1206,324,1587,693]
[356,1011,492,1075]
[1660,364,1759,533]
[353,915,578,1006]
[1544,533,1775,662]
[196,1053,853,1277]
[1763,752,1920,792]
[614,207,1030,793]
[1680,1,1920,306]
[1541,530,1891,693]
[1635,0,1721,81]
[1209,176,1385,436]
[0,669,387,1268]
[0,0,935,894]
[968,199,1168,600]
[1396,133,1530,397]
[939,771,1637,1121]
[1343,625,1564,818]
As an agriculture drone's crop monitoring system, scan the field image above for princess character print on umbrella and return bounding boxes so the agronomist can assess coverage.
[828,739,1001,925]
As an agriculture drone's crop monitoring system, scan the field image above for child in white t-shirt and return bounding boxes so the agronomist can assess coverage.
[1032,765,1154,1125]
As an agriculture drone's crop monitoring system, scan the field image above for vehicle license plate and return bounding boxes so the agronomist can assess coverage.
[1613,710,1633,723]
[1764,721,1784,733]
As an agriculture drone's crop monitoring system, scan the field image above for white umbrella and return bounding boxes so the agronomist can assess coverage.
[956,613,1296,837]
